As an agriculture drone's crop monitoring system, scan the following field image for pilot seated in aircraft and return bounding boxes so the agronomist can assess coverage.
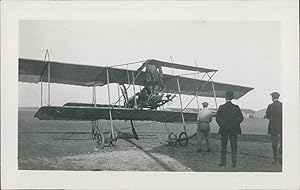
[127,87,151,109]
[136,87,150,108]
[128,86,163,110]
[145,63,164,95]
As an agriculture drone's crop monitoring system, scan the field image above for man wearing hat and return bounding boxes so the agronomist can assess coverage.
[216,91,244,167]
[196,102,213,152]
[266,92,282,164]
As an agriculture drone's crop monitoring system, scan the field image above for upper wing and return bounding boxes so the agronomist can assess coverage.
[162,75,254,99]
[34,106,198,123]
[19,58,141,86]
[19,58,108,86]
[19,58,253,99]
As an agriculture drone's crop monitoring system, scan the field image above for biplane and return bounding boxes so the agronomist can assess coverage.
[19,57,253,148]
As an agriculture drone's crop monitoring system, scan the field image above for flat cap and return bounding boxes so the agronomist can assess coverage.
[202,102,209,107]
[270,92,280,98]
[225,91,234,100]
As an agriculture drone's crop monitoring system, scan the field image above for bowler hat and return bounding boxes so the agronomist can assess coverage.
[225,91,234,100]
[270,92,280,99]
[202,102,209,107]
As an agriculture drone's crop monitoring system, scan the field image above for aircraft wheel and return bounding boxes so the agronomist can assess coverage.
[92,130,97,139]
[91,121,98,139]
[178,132,188,147]
[168,133,177,147]
[96,132,105,149]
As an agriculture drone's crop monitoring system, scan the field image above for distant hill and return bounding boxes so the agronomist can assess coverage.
[253,109,267,119]
[241,109,255,114]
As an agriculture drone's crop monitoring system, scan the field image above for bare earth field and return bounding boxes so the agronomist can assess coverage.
[18,108,281,172]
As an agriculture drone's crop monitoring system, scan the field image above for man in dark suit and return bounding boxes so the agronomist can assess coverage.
[216,91,244,167]
[266,92,282,164]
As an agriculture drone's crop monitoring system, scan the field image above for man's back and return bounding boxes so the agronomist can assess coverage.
[198,108,212,123]
[216,101,244,134]
[266,101,282,134]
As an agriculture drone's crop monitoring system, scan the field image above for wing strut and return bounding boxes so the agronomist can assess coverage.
[182,71,217,111]
[106,68,115,138]
[176,77,187,134]
[194,60,203,116]
[40,49,51,106]
[212,80,218,109]
[132,71,137,109]
[40,77,43,107]
[47,61,51,106]
[92,83,96,107]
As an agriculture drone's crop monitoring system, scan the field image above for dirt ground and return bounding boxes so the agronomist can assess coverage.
[18,108,281,172]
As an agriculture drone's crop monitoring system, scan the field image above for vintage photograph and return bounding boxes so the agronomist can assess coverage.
[18,20,283,172]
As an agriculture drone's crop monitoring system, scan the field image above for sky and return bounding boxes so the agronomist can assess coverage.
[19,21,281,111]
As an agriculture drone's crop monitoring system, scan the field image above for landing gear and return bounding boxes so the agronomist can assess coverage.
[96,131,105,149]
[167,132,191,147]
[95,131,120,149]
[91,121,99,139]
[178,132,188,147]
[168,132,178,147]
[130,120,139,140]
[92,121,119,149]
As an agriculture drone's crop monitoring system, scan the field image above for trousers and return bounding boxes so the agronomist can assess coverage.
[197,122,210,150]
[220,134,237,166]
[271,133,282,161]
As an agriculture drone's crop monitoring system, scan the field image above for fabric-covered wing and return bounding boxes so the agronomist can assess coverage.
[19,58,143,86]
[19,58,108,86]
[34,106,198,123]
[162,75,254,99]
[19,58,253,99]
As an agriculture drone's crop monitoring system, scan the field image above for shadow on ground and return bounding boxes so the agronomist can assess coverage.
[145,135,282,172]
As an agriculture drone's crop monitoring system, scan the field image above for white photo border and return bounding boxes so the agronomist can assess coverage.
[1,1,299,189]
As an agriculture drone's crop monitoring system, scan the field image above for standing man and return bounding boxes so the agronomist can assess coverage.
[197,102,213,152]
[265,92,282,164]
[216,91,244,167]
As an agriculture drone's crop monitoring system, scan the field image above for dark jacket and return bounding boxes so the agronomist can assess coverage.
[216,101,244,135]
[266,100,282,135]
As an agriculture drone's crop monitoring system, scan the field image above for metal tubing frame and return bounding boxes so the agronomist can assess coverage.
[176,77,187,133]
[170,56,174,75]
[182,71,217,111]
[47,62,51,106]
[106,68,115,138]
[211,81,218,108]
[194,60,201,117]
[118,84,121,107]
[40,49,51,107]
[92,83,96,108]
[207,72,218,109]
[109,60,146,68]
[40,51,49,106]
[194,73,200,118]
[181,71,206,113]
[40,80,43,107]
[113,61,149,107]
[131,71,137,108]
